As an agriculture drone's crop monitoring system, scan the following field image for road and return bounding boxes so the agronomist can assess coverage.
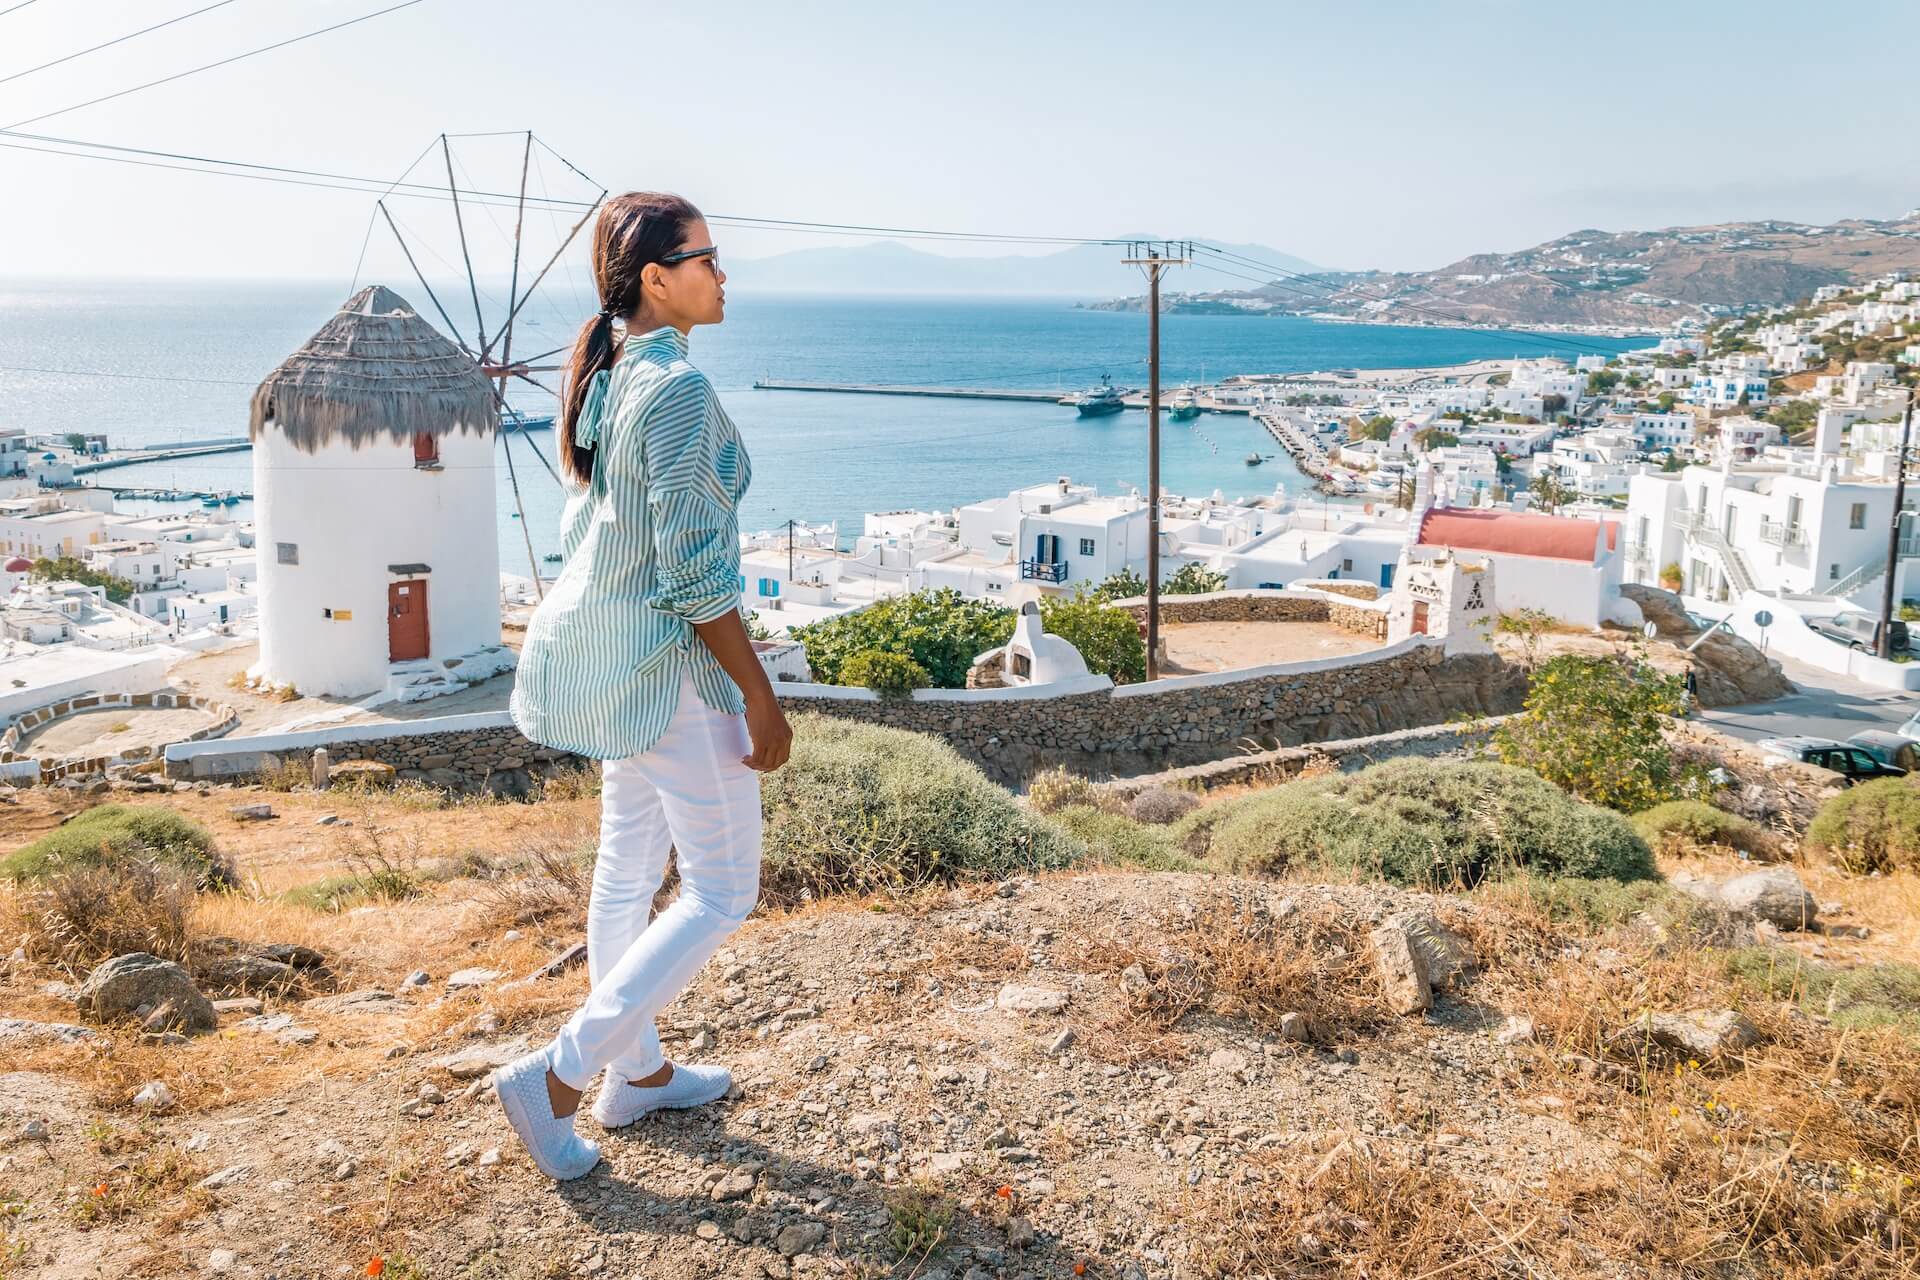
[1696,652,1920,745]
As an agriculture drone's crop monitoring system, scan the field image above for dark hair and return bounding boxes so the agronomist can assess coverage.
[558,191,703,485]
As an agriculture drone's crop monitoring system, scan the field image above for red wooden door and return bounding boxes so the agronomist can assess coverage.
[1410,601,1430,636]
[387,580,429,661]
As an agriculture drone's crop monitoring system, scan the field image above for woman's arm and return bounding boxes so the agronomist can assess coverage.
[692,610,792,772]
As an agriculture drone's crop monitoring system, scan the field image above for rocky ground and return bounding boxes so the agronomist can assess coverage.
[0,763,1915,1279]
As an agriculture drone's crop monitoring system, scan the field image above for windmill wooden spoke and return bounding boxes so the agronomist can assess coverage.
[441,134,489,356]
[377,199,476,357]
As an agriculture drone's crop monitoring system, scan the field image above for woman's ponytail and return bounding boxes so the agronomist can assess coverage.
[555,193,702,486]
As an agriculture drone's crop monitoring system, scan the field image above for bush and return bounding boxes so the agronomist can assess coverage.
[1,805,231,890]
[760,715,1083,903]
[1175,758,1656,889]
[5,861,196,967]
[1091,568,1147,602]
[1128,786,1201,825]
[1046,804,1195,872]
[1039,592,1146,684]
[1024,766,1112,815]
[1806,777,1920,873]
[1726,947,1920,1033]
[1631,800,1773,857]
[790,589,1013,689]
[1494,654,1687,812]
[839,649,932,697]
[1164,562,1227,596]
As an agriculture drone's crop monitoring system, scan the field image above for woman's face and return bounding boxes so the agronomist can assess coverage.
[644,216,727,332]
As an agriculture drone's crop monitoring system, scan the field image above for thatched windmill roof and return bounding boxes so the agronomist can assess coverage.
[249,285,498,452]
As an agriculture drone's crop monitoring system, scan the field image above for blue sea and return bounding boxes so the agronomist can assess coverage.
[0,280,1646,569]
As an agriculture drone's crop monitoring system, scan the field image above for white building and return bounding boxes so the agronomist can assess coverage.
[249,286,509,698]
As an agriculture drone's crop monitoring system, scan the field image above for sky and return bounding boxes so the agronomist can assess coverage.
[3,0,1919,283]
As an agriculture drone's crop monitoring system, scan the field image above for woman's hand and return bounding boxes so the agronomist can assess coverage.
[741,690,792,772]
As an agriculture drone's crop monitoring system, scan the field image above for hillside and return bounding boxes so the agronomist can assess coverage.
[1091,215,1920,331]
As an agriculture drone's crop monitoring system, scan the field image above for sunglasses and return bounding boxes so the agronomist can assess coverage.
[660,245,721,273]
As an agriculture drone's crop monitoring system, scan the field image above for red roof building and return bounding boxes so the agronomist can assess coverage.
[1415,509,1611,565]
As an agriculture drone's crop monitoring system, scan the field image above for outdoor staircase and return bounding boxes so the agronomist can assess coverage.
[383,660,462,704]
[1829,555,1889,604]
[1688,523,1757,598]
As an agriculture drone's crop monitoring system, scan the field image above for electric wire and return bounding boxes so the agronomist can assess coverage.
[4,0,431,129]
[0,0,246,88]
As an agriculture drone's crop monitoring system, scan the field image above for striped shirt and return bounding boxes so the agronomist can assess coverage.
[510,326,752,759]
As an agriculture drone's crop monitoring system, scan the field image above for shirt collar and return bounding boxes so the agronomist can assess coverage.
[628,325,689,357]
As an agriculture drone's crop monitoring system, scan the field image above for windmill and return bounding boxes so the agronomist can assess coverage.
[360,132,608,597]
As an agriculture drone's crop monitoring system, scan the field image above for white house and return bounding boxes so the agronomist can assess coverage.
[248,286,509,698]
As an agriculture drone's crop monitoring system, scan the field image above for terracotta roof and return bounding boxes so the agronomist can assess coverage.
[1416,508,1605,563]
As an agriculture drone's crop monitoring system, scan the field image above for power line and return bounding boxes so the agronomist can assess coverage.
[4,0,431,129]
[0,0,246,89]
[0,1,41,17]
[0,362,254,386]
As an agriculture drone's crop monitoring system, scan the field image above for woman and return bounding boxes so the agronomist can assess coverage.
[497,192,793,1181]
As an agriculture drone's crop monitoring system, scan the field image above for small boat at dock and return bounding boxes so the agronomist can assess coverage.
[1169,388,1201,421]
[1070,375,1126,417]
[1244,452,1263,466]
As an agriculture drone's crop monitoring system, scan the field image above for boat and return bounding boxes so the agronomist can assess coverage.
[507,414,554,433]
[543,552,562,563]
[200,495,221,508]
[1070,375,1126,417]
[221,495,240,506]
[1170,388,1201,421]
[1244,452,1263,466]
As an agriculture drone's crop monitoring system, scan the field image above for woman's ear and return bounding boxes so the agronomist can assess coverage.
[639,262,662,298]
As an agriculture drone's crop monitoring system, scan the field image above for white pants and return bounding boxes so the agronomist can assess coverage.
[547,672,763,1090]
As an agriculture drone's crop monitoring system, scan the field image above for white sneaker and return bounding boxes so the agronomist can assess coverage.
[493,1048,602,1181]
[590,1061,732,1129]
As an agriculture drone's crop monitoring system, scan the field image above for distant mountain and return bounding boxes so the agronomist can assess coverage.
[728,238,1322,296]
[1086,216,1920,331]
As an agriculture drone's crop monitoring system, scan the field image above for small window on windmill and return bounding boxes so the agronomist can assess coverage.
[276,542,298,566]
[413,432,440,467]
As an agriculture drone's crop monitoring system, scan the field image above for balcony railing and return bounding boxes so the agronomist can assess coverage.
[1019,559,1069,583]
[1757,519,1808,548]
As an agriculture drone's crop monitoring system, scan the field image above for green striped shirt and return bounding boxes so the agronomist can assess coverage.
[510,327,752,759]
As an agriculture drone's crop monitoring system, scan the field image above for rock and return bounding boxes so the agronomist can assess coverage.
[133,1079,175,1111]
[1369,924,1432,1015]
[305,989,397,1016]
[417,1081,447,1104]
[20,1119,49,1143]
[502,930,523,943]
[78,954,216,1034]
[1006,1215,1037,1249]
[995,983,1069,1015]
[776,1222,826,1256]
[1385,911,1475,990]
[535,943,588,980]
[694,1221,723,1241]
[1633,1009,1762,1060]
[229,803,274,821]
[1276,1012,1310,1043]
[1046,1027,1077,1055]
[207,1248,237,1272]
[690,1028,717,1053]
[929,1152,967,1175]
[314,813,339,826]
[1822,922,1871,940]
[401,970,431,988]
[0,1017,95,1045]
[1717,868,1818,931]
[328,760,395,787]
[433,1036,529,1080]
[477,1147,501,1168]
[258,943,328,971]
[1495,1015,1536,1046]
[712,1169,758,1202]
[211,998,263,1016]
[197,1164,249,1190]
[197,954,300,995]
[446,968,503,992]
[1208,1048,1249,1076]
[315,1139,353,1170]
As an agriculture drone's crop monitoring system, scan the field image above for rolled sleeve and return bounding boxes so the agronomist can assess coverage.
[648,489,741,623]
[639,370,740,624]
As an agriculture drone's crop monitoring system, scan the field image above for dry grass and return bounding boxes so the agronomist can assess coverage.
[1078,893,1383,1063]
[1,860,197,969]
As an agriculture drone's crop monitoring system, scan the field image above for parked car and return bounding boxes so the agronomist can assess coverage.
[1755,736,1909,783]
[1810,611,1910,653]
[1846,730,1920,772]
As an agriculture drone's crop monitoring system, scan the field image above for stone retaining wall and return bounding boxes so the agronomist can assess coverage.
[1103,716,1510,796]
[169,637,1527,790]
[1112,589,1329,626]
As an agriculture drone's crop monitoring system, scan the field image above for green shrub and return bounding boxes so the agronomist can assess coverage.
[1128,786,1200,825]
[1039,592,1145,684]
[1164,562,1227,596]
[1,805,232,890]
[1726,947,1920,1034]
[1024,767,1110,815]
[760,715,1083,902]
[1091,568,1147,602]
[1631,800,1773,857]
[789,589,1013,689]
[1175,758,1655,889]
[1493,653,1686,812]
[1806,777,1920,873]
[1472,869,1693,932]
[839,649,932,697]
[1046,804,1196,872]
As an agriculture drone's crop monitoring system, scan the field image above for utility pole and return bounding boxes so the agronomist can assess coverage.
[1122,241,1191,681]
[1878,389,1916,660]
[786,517,796,584]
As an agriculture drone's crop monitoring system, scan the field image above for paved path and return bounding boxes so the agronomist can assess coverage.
[1696,652,1919,744]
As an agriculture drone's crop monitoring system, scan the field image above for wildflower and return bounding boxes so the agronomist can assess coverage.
[995,1185,1012,1199]
[1074,1264,1088,1276]
[1686,1059,1700,1071]
[1668,1106,1679,1117]
[366,1260,384,1278]
[92,1183,107,1196]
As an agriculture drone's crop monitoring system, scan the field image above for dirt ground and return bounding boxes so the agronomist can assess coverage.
[1158,620,1382,675]
[16,707,217,760]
